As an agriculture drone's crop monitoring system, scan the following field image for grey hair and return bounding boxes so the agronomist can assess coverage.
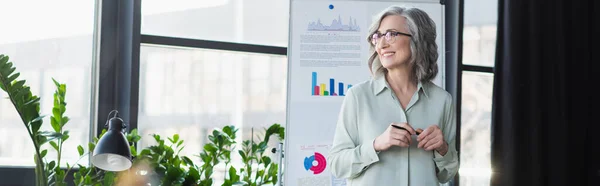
[366,6,438,82]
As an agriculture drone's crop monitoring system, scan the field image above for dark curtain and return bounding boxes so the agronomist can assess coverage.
[491,0,599,185]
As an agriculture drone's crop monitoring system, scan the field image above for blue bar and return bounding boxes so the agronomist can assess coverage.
[312,72,317,95]
[339,82,344,96]
[330,78,335,96]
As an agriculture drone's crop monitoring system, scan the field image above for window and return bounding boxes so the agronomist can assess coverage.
[137,45,287,185]
[459,0,497,185]
[138,1,289,184]
[141,0,290,47]
[0,0,96,167]
[460,72,493,185]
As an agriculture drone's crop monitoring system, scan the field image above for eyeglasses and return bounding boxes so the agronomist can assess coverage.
[370,31,412,45]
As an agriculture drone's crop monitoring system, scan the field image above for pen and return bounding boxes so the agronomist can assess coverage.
[391,125,422,135]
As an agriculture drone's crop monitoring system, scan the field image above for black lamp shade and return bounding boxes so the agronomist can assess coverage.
[91,116,132,171]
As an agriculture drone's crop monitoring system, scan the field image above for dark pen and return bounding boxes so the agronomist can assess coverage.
[391,125,422,135]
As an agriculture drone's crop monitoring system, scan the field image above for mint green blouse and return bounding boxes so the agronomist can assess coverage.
[328,75,459,186]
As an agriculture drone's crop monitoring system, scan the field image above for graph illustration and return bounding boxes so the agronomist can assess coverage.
[303,152,327,174]
[312,72,352,96]
[307,15,360,32]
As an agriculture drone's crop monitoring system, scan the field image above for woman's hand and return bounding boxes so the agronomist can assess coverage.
[417,125,448,155]
[374,122,416,151]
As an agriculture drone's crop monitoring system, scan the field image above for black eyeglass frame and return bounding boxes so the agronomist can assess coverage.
[370,31,413,45]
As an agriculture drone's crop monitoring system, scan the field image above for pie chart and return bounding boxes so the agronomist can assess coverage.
[303,152,326,174]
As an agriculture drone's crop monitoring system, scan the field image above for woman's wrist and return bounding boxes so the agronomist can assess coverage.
[435,141,448,156]
[373,137,381,152]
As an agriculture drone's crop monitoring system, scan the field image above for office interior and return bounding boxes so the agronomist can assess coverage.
[0,0,597,186]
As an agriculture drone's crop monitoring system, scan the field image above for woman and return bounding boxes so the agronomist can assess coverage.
[328,6,459,186]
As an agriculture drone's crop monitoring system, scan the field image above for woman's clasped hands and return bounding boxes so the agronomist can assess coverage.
[373,122,447,155]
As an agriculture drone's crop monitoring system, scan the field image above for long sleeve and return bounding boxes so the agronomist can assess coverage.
[327,89,380,179]
[434,94,460,183]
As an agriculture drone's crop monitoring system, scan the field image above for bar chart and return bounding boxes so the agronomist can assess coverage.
[311,72,352,96]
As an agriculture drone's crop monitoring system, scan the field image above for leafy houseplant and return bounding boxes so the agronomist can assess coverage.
[238,124,285,186]
[136,133,201,186]
[135,126,240,186]
[0,54,74,186]
[46,78,71,186]
[135,124,285,186]
[201,125,239,186]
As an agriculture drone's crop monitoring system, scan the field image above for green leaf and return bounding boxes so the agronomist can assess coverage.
[187,167,201,182]
[84,176,91,184]
[257,142,268,153]
[12,80,25,89]
[0,55,9,64]
[139,148,151,156]
[177,140,184,147]
[166,166,184,183]
[182,156,194,166]
[50,116,60,132]
[238,150,247,162]
[6,72,19,82]
[50,141,59,151]
[48,161,56,170]
[203,143,217,153]
[278,126,285,140]
[228,166,238,181]
[41,149,48,158]
[61,116,70,126]
[77,145,84,156]
[130,145,137,156]
[174,157,182,167]
[262,156,271,165]
[52,78,60,88]
[129,128,138,136]
[30,117,43,133]
[13,85,30,98]
[103,171,115,185]
[223,150,231,160]
[59,84,66,93]
[37,135,48,145]
[223,126,233,136]
[173,134,180,143]
[132,135,141,143]
[199,152,211,163]
[52,108,60,119]
[257,170,265,178]
[3,66,16,80]
[153,134,161,142]
[88,142,95,152]
[61,131,69,141]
